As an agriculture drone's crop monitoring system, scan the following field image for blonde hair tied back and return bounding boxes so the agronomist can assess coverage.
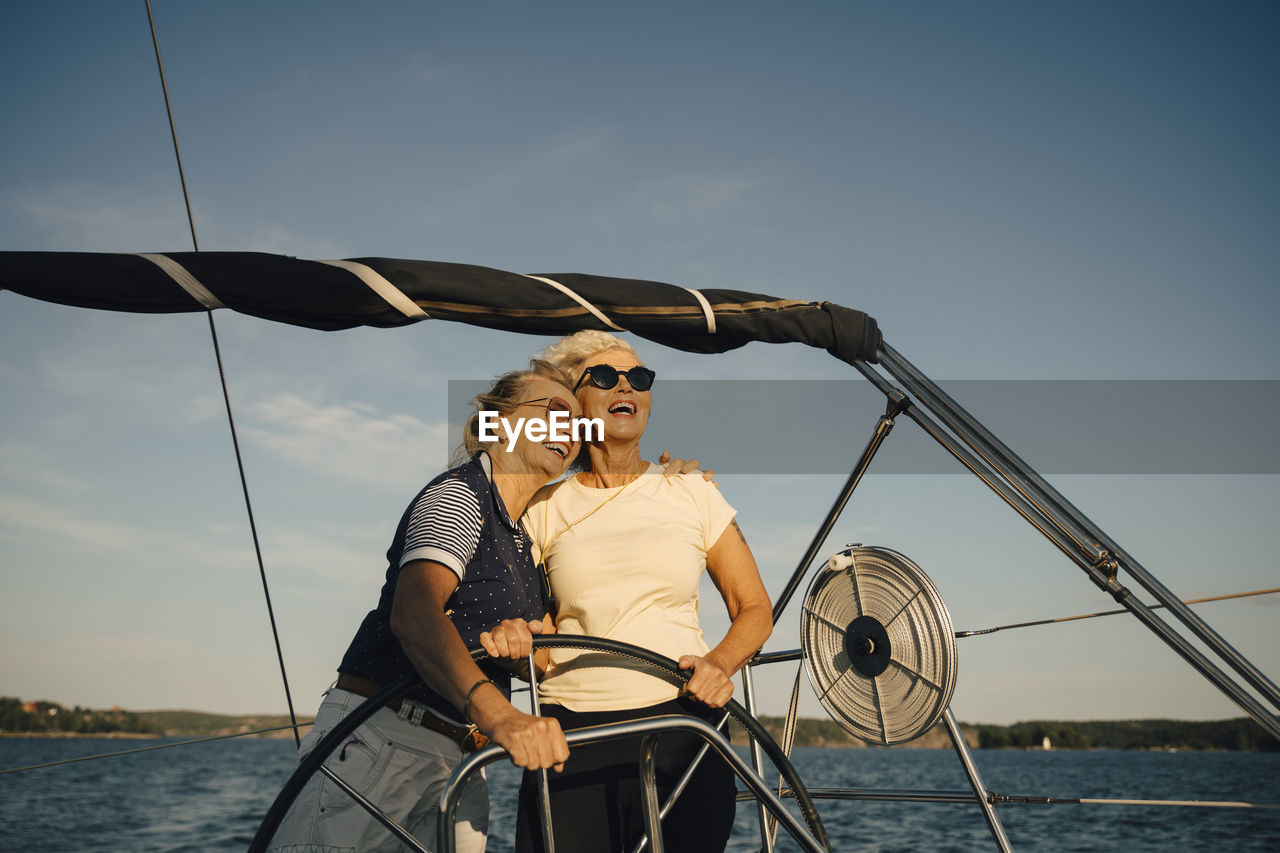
[453,358,576,465]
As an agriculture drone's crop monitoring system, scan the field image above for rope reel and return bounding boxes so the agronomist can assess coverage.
[800,546,957,745]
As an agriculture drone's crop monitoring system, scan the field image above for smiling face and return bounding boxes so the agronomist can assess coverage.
[574,349,651,445]
[500,377,583,481]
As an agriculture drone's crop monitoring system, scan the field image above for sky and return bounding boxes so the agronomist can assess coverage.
[1,1,1277,730]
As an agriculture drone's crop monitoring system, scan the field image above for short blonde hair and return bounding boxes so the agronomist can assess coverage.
[453,358,575,464]
[536,330,640,379]
[535,331,648,473]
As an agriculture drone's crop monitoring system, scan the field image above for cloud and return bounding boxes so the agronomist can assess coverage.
[206,221,349,259]
[414,129,616,227]
[0,442,95,498]
[260,523,386,590]
[6,183,194,251]
[0,488,387,595]
[627,173,769,225]
[243,393,450,488]
[0,491,250,570]
[5,181,348,260]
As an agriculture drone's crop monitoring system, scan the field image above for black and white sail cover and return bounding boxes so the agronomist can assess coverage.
[0,252,882,365]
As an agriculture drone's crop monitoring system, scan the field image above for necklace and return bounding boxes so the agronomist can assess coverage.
[529,465,646,615]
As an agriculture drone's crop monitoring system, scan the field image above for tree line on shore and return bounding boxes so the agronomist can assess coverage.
[0,697,157,735]
[968,718,1278,751]
[730,714,1279,751]
[4,696,1277,750]
[0,697,298,737]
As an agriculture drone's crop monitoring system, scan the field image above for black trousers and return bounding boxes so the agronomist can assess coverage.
[513,698,738,853]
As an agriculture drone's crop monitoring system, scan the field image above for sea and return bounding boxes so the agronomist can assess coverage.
[1,738,1278,852]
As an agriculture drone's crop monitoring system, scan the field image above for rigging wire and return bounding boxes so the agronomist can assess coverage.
[144,0,301,746]
[957,586,1280,638]
[1000,796,1280,810]
[0,723,315,776]
[777,788,1280,810]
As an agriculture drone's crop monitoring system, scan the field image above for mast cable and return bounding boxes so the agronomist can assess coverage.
[0,722,315,776]
[957,587,1280,638]
[145,0,301,746]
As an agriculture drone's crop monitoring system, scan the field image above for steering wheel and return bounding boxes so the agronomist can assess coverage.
[249,635,831,852]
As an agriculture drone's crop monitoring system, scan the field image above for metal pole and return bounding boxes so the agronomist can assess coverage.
[771,393,908,624]
[856,356,1280,739]
[740,663,775,853]
[529,649,556,853]
[638,735,667,853]
[629,710,732,853]
[878,343,1280,711]
[900,386,1280,737]
[944,708,1014,853]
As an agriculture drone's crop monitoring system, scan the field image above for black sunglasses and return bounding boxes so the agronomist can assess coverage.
[572,364,656,393]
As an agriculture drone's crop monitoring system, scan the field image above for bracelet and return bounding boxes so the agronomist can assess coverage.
[462,678,494,722]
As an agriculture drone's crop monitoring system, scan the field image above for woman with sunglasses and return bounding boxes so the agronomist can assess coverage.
[268,360,578,853]
[510,331,772,853]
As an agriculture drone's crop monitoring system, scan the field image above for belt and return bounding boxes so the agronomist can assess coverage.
[335,673,491,753]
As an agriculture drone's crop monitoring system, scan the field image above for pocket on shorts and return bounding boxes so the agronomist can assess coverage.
[297,690,362,762]
[316,731,390,816]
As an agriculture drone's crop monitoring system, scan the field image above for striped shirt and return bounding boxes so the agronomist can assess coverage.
[400,478,485,579]
[337,452,545,716]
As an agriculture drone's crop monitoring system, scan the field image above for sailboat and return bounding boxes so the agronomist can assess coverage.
[3,3,1278,851]
[4,250,1278,850]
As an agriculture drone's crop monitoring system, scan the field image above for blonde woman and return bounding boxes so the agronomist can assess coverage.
[512,331,772,853]
[270,360,577,853]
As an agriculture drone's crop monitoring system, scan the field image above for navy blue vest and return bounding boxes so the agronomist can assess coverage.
[336,454,545,720]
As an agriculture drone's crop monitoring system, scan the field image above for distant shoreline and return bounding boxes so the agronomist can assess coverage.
[0,731,160,740]
[0,728,310,740]
[727,715,1279,752]
[4,696,1276,752]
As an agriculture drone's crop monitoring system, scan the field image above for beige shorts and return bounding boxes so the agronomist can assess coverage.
[267,688,488,853]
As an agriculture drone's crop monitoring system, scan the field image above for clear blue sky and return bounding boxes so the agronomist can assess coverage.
[1,1,1276,726]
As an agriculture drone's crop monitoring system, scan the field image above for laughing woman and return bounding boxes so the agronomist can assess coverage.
[268,360,578,853]
[513,331,773,853]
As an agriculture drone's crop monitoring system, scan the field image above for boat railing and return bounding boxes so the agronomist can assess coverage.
[248,635,834,853]
[438,715,828,853]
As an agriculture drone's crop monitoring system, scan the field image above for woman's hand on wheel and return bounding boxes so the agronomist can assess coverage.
[483,705,569,772]
[677,654,734,708]
[479,618,543,661]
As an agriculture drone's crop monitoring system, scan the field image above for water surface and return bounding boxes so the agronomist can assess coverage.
[2,738,1277,851]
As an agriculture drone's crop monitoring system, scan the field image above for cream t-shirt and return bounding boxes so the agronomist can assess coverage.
[523,463,737,711]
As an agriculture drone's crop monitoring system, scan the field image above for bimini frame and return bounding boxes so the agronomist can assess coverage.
[718,338,1280,851]
[847,342,1280,738]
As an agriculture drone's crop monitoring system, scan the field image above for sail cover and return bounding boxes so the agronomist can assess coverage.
[0,251,881,365]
